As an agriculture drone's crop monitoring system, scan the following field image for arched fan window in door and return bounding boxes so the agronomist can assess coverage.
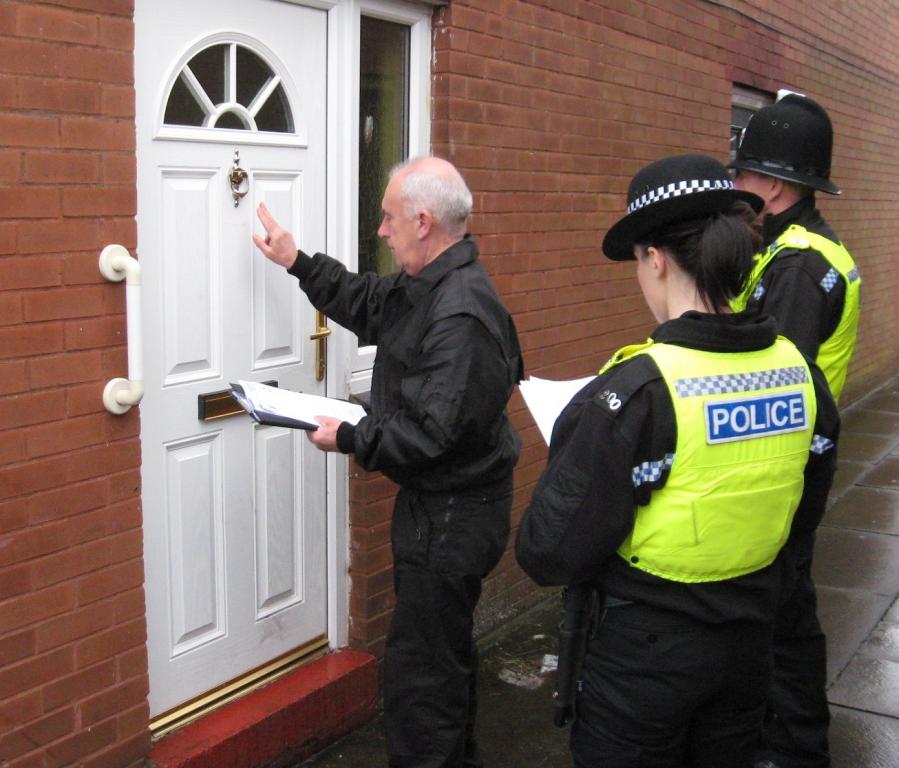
[164,42,294,133]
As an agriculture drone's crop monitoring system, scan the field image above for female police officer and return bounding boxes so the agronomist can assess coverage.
[515,155,839,768]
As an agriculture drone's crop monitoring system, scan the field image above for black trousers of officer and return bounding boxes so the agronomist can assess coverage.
[758,534,830,768]
[571,602,773,768]
[383,478,512,768]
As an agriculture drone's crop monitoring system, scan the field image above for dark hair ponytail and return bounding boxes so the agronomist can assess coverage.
[637,201,761,312]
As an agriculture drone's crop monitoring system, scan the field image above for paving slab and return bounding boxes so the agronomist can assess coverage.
[817,586,893,683]
[823,486,899,535]
[830,706,899,768]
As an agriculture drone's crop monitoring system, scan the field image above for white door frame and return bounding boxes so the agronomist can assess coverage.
[321,0,432,646]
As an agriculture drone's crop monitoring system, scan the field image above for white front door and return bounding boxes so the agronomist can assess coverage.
[135,0,328,717]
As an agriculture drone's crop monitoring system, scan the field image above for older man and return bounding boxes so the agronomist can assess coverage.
[254,156,523,768]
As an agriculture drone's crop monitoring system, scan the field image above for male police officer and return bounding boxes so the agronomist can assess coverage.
[731,93,861,768]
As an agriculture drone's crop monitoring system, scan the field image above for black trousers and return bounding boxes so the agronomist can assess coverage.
[571,602,772,768]
[383,478,512,768]
[758,534,830,768]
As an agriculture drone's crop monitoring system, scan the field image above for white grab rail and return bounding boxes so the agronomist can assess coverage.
[99,244,144,414]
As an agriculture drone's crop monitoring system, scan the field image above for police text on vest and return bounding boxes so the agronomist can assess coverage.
[704,391,807,444]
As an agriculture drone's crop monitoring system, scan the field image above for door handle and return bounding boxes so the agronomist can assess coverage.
[310,311,330,381]
[99,244,144,414]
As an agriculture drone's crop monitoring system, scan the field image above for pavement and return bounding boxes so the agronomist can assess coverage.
[296,374,899,768]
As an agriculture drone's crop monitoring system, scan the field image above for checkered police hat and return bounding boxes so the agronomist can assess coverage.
[602,154,764,261]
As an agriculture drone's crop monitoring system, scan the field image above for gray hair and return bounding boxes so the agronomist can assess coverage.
[390,156,472,237]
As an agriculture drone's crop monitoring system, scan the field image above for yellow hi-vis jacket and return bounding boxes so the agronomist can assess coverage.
[612,338,817,583]
[732,224,860,401]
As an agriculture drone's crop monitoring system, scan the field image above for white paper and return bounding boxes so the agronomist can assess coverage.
[236,380,366,428]
[519,375,596,445]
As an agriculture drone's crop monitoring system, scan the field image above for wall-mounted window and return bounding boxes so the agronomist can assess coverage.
[358,16,410,276]
[731,85,774,164]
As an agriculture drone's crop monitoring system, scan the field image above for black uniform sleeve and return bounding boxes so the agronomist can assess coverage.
[352,314,513,472]
[752,250,845,359]
[288,250,392,345]
[515,356,673,586]
[788,362,840,540]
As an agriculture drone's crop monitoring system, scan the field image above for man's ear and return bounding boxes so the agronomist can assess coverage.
[416,210,434,240]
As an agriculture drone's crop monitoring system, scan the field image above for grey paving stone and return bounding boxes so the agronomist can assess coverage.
[830,705,899,768]
[829,657,899,718]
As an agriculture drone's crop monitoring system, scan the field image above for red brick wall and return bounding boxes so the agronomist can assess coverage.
[346,0,899,656]
[0,1,149,767]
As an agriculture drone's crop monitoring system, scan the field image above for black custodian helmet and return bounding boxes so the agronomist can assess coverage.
[731,93,841,195]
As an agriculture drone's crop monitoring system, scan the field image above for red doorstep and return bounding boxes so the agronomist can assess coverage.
[148,648,379,768]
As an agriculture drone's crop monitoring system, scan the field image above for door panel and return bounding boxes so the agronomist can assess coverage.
[136,0,328,717]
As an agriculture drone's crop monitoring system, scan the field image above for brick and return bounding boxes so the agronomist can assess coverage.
[0,629,34,667]
[80,676,148,726]
[17,218,99,255]
[112,587,146,623]
[0,186,61,219]
[0,498,29,535]
[29,535,113,591]
[0,221,17,253]
[0,148,19,181]
[59,116,134,151]
[0,646,73,698]
[0,428,26,464]
[0,690,42,734]
[65,440,140,483]
[42,0,133,17]
[82,731,151,768]
[0,708,76,762]
[42,659,116,711]
[0,389,67,429]
[0,113,59,148]
[44,716,117,768]
[101,153,135,184]
[76,616,146,668]
[0,255,64,290]
[16,4,98,45]
[100,82,134,117]
[0,562,32,600]
[23,286,108,322]
[26,478,108,525]
[24,150,100,184]
[62,186,135,216]
[115,644,148,680]
[98,14,133,50]
[34,601,113,654]
[27,350,103,390]
[16,76,101,113]
[0,582,76,634]
[60,45,131,85]
[77,557,144,606]
[0,38,64,77]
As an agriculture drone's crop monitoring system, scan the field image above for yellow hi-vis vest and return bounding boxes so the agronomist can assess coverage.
[613,339,817,583]
[731,224,860,401]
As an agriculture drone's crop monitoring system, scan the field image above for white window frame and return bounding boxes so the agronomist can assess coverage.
[325,0,432,398]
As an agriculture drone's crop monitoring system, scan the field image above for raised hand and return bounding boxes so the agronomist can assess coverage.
[253,202,298,268]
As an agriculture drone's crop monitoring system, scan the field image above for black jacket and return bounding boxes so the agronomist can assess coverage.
[515,312,840,624]
[747,196,847,360]
[289,236,523,492]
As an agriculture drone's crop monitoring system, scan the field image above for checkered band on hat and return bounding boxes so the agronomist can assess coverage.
[846,266,860,283]
[632,453,675,488]
[811,435,835,455]
[627,178,735,215]
[820,268,839,293]
[673,366,809,398]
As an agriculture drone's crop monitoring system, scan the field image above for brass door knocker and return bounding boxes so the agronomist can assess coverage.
[229,149,248,207]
